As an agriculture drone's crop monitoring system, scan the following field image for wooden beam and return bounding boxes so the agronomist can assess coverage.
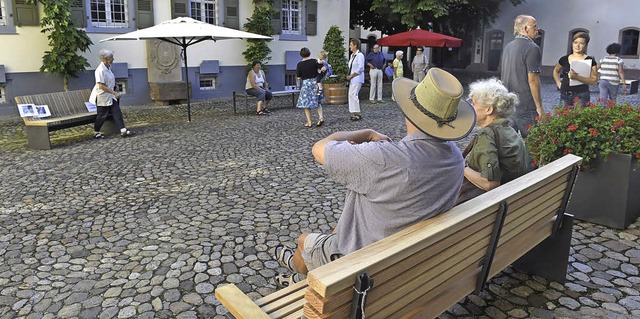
[215,284,271,319]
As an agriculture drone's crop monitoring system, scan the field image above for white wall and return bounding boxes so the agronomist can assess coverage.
[491,0,640,69]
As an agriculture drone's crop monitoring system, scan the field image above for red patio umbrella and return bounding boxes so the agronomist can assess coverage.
[377,29,462,48]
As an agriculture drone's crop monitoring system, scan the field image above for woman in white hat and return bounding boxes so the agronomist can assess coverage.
[457,78,529,204]
[391,50,404,101]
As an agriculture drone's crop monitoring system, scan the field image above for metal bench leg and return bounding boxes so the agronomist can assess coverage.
[24,126,52,150]
[512,213,574,284]
[233,91,237,114]
[244,95,248,116]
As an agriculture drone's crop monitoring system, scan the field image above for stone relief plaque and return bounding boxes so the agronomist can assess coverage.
[146,40,183,83]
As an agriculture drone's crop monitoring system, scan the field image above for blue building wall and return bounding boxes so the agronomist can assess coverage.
[0,64,288,117]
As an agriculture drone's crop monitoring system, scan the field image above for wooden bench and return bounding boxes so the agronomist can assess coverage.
[216,154,583,319]
[233,90,300,115]
[15,90,117,149]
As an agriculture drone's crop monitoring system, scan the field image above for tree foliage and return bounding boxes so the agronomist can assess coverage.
[322,25,349,83]
[243,0,274,71]
[351,0,523,37]
[29,0,93,91]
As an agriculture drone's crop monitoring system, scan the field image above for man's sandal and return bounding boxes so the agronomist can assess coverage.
[275,244,295,273]
[275,273,304,289]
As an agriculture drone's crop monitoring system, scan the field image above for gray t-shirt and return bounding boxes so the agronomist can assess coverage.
[500,37,541,115]
[324,131,464,255]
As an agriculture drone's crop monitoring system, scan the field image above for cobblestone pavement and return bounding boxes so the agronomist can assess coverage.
[1,82,640,319]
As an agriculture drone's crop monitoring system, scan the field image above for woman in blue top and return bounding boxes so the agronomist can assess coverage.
[552,32,598,106]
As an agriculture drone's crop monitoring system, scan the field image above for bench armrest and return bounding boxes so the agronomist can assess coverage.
[215,284,271,319]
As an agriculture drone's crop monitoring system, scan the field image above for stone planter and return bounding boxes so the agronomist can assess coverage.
[324,83,347,105]
[567,153,640,229]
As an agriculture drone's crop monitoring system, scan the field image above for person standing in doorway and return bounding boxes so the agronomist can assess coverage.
[366,44,386,103]
[500,15,542,138]
[347,38,365,121]
[412,46,429,82]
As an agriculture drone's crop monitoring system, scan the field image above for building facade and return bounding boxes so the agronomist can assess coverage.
[467,0,640,78]
[0,0,349,114]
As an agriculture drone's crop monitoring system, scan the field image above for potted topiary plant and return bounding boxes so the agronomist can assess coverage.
[526,99,640,229]
[321,25,349,104]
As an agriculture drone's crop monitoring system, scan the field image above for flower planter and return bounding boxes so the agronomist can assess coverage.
[324,83,348,105]
[567,153,640,229]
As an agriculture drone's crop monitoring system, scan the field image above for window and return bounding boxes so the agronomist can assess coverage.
[0,87,5,103]
[90,0,129,28]
[281,0,301,35]
[191,0,219,25]
[116,79,128,94]
[199,75,217,90]
[285,71,297,90]
[0,0,6,26]
[620,28,639,58]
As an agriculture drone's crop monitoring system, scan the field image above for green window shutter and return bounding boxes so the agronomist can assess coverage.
[70,0,86,28]
[136,0,154,28]
[224,0,239,29]
[271,0,282,34]
[171,0,189,19]
[305,0,316,36]
[13,0,39,26]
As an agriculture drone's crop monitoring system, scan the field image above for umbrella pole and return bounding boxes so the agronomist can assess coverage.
[181,41,192,122]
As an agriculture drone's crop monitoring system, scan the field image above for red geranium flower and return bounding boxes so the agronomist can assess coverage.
[567,124,578,131]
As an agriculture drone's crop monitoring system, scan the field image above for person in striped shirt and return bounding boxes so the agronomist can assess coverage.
[598,43,626,102]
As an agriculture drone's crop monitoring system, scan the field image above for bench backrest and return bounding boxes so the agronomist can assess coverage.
[15,89,92,122]
[302,154,582,319]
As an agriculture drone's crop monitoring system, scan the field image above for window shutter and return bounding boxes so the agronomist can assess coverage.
[224,0,239,29]
[271,0,282,34]
[136,0,154,28]
[171,0,189,19]
[305,0,316,36]
[70,0,86,28]
[13,0,39,26]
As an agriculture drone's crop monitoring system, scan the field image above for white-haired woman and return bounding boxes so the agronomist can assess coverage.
[90,49,133,138]
[391,50,404,101]
[457,78,529,204]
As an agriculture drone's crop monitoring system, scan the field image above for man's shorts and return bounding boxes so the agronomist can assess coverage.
[301,233,343,271]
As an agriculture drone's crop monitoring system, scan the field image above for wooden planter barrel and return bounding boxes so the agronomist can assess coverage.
[567,153,640,229]
[324,83,347,105]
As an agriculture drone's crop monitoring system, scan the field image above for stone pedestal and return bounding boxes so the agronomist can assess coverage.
[149,82,191,105]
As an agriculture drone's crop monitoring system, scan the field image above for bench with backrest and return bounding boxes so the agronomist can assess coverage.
[233,89,300,115]
[215,154,583,319]
[15,89,117,149]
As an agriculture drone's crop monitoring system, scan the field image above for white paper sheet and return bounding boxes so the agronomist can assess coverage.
[569,59,592,86]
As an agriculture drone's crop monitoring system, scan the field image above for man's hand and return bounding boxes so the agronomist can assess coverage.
[313,129,391,165]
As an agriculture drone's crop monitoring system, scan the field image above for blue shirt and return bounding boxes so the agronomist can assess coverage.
[366,51,386,69]
[324,131,464,255]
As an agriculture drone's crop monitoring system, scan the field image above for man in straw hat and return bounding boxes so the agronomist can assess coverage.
[273,68,476,287]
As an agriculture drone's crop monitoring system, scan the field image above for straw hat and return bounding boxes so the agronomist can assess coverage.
[392,68,475,140]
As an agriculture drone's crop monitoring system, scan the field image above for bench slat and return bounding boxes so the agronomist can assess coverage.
[215,284,271,319]
[257,280,307,316]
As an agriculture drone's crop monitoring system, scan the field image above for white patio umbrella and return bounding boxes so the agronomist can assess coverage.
[100,17,272,122]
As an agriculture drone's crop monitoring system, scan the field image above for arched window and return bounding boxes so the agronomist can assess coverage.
[620,27,639,58]
[567,28,589,54]
[533,29,545,61]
